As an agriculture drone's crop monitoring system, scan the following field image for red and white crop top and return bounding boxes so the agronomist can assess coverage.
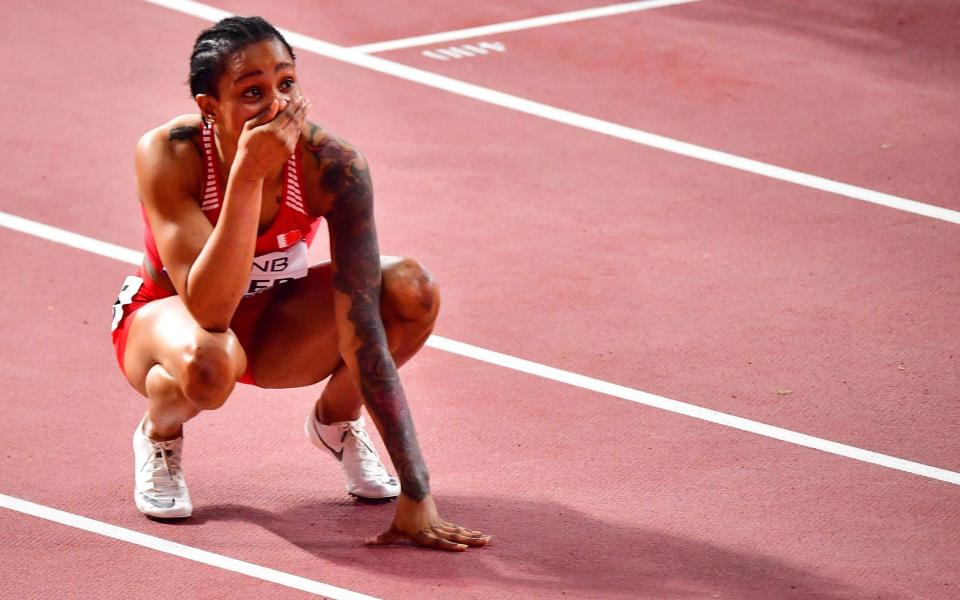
[139,124,321,299]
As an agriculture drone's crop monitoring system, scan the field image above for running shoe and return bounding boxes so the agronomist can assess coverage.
[132,415,192,518]
[304,410,400,501]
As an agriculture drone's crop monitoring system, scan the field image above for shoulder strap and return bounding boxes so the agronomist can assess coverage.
[283,149,307,215]
[200,124,221,213]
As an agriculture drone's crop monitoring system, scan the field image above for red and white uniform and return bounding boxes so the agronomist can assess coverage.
[111,124,321,385]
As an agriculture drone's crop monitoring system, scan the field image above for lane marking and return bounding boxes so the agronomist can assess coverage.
[348,0,702,54]
[0,493,380,599]
[0,211,143,265]
[427,337,960,486]
[2,210,957,487]
[423,41,507,61]
[142,0,960,225]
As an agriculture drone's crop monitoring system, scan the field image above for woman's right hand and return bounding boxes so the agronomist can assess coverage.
[235,96,310,179]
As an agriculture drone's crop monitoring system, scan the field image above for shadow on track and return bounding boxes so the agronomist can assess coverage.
[182,495,857,599]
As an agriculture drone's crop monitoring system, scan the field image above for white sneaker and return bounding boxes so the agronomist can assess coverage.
[304,410,400,501]
[132,415,192,518]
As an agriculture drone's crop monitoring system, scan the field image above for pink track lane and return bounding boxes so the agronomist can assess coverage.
[377,0,960,210]
[0,235,960,598]
[1,232,959,598]
[2,1,959,599]
[0,508,283,599]
[202,0,615,47]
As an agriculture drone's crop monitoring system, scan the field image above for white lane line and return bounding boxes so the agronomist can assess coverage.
[142,0,960,226]
[2,210,958,487]
[427,337,960,486]
[0,211,143,265]
[0,493,380,600]
[348,0,702,54]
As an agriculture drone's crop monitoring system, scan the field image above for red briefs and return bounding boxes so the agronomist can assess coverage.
[111,269,274,387]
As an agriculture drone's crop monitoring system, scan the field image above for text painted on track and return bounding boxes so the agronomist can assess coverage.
[422,41,506,61]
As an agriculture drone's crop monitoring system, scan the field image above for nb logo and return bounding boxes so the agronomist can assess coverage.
[252,256,289,273]
[244,241,309,297]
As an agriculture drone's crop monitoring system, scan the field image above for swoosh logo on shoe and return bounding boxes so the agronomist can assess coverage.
[140,493,175,509]
[312,421,344,462]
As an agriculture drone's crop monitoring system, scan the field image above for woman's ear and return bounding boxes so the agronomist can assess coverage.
[195,94,218,126]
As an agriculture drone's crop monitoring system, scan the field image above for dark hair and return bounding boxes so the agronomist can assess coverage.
[189,16,295,97]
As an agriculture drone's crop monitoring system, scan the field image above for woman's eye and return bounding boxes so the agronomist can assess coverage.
[242,87,262,98]
[280,78,295,90]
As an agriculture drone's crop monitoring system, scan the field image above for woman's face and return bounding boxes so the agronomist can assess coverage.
[202,38,301,142]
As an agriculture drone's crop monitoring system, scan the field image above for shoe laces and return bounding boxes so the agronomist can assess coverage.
[140,440,183,498]
[345,422,390,476]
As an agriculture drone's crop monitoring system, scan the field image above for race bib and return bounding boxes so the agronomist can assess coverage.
[111,275,144,332]
[245,240,309,296]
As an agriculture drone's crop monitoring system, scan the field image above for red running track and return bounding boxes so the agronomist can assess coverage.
[1,1,958,598]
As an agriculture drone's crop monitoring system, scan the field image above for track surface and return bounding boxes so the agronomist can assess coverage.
[1,1,958,598]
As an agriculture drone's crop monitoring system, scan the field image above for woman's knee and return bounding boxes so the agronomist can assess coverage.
[179,331,244,411]
[381,257,440,328]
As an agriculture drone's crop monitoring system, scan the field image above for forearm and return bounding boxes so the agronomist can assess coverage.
[339,320,431,501]
[320,136,431,499]
[184,158,263,330]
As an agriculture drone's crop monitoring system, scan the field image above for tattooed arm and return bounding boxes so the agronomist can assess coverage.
[320,141,430,501]
[310,130,490,551]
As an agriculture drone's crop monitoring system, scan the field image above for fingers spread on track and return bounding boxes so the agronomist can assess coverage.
[415,531,467,552]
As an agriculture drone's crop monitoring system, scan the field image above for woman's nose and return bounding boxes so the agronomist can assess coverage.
[264,89,291,109]
[276,93,294,111]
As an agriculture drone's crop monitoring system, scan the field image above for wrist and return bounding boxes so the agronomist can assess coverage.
[231,149,268,182]
[396,490,436,514]
[399,470,430,502]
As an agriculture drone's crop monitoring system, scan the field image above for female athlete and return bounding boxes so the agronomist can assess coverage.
[110,15,489,552]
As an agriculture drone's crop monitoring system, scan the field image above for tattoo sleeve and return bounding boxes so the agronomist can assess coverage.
[314,136,430,501]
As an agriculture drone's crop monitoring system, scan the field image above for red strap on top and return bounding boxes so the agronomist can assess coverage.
[199,124,223,221]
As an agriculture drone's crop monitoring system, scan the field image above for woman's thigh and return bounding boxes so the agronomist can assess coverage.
[122,296,247,398]
[247,261,340,389]
[248,256,412,389]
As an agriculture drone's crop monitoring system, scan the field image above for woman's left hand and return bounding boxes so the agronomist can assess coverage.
[367,493,491,552]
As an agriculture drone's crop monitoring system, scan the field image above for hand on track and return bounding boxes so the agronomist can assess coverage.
[367,493,491,552]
